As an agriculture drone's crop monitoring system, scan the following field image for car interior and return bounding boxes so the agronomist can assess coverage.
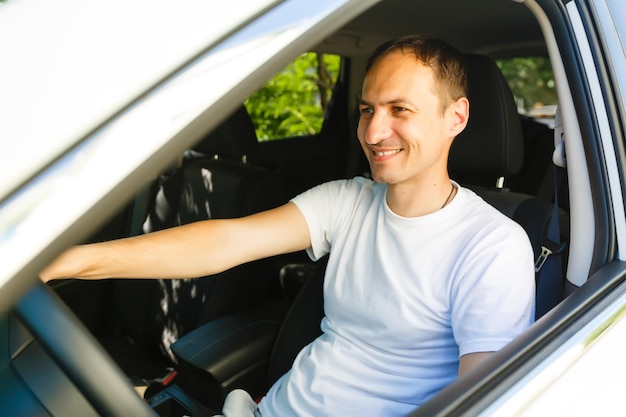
[5,0,608,415]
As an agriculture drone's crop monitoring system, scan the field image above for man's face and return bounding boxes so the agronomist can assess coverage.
[357,50,463,187]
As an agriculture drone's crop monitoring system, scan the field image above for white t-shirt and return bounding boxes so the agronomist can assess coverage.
[259,177,535,416]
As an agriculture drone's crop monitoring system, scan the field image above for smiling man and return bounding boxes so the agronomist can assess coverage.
[357,40,468,217]
[42,35,535,416]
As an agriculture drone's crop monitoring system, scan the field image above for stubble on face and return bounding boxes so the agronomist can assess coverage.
[357,51,451,189]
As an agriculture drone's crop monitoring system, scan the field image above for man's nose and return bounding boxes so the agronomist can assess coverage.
[362,112,393,145]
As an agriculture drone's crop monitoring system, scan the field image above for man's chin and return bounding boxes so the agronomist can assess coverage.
[368,162,400,184]
[370,172,396,185]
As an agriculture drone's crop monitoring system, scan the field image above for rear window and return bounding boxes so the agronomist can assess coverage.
[245,53,341,141]
[497,56,558,127]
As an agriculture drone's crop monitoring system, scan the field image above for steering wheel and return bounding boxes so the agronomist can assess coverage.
[15,282,158,417]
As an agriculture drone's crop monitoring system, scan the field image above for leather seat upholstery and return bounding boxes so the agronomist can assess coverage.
[105,106,287,379]
[449,54,525,188]
[144,106,284,229]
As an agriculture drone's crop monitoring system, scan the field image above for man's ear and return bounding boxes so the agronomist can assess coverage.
[447,97,469,137]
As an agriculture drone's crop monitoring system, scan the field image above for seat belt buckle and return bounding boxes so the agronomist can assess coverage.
[535,240,567,272]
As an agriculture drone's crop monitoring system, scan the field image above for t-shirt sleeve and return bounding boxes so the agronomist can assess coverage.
[451,222,536,357]
[290,179,353,261]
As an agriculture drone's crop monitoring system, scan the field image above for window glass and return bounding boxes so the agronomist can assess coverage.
[245,53,341,141]
[497,56,558,127]
[607,0,626,48]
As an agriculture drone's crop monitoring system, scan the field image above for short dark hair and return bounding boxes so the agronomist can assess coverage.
[365,35,468,113]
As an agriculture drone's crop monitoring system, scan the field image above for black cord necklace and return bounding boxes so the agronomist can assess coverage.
[441,183,456,209]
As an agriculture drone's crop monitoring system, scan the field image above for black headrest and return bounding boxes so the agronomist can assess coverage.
[193,105,258,158]
[449,54,524,178]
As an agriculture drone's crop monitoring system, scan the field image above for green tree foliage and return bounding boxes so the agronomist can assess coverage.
[245,53,340,141]
[496,57,557,111]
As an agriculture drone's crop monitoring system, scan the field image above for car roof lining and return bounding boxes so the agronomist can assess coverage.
[313,0,545,58]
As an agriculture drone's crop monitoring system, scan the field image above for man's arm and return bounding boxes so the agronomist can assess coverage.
[458,352,493,377]
[41,202,310,282]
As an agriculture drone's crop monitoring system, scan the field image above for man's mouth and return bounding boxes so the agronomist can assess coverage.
[372,149,402,157]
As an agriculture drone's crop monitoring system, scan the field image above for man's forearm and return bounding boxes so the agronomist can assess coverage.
[40,202,312,283]
[41,220,237,282]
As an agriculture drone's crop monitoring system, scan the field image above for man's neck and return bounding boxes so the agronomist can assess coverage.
[386,176,455,218]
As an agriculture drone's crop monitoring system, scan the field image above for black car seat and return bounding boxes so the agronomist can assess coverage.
[170,255,327,410]
[449,55,525,189]
[509,116,556,197]
[449,54,568,319]
[102,106,287,380]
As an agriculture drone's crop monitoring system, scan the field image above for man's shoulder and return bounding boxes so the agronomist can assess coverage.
[457,187,531,242]
[459,187,514,222]
[325,176,379,191]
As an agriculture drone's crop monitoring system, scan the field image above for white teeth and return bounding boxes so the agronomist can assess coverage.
[373,149,401,156]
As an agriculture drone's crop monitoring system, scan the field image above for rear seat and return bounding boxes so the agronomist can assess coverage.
[101,106,287,380]
[509,116,556,197]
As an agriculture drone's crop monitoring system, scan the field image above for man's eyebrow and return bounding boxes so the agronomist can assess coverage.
[386,98,417,106]
[358,98,417,107]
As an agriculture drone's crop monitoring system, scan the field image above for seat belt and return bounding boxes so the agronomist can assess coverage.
[534,166,566,318]
[534,111,567,319]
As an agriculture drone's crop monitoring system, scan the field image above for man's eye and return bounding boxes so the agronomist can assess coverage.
[360,107,373,115]
[393,106,407,113]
